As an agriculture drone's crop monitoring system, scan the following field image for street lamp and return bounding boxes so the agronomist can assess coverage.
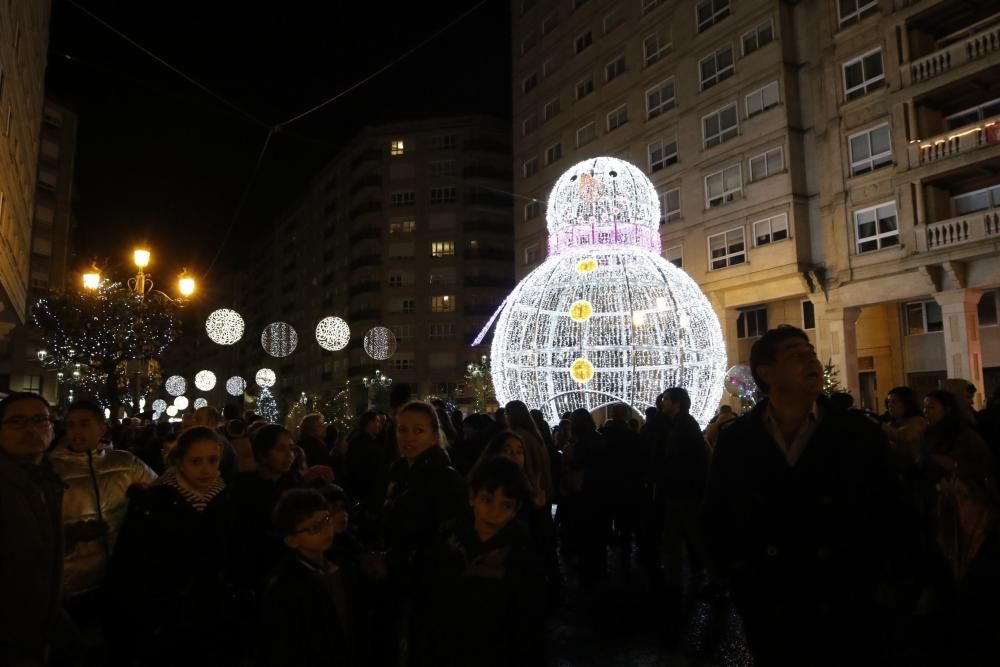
[81,249,196,302]
[82,263,101,290]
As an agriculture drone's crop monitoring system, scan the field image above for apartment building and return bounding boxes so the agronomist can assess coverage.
[512,0,1000,409]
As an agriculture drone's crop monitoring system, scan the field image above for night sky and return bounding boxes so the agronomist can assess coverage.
[46,0,511,282]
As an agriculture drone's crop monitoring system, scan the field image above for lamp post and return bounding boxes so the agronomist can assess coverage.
[363,370,393,409]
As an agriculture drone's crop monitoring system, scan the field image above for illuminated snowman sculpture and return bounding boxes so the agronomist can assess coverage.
[490,157,727,427]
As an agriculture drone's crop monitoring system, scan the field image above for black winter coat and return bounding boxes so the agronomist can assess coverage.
[703,398,899,665]
[660,412,708,501]
[230,471,302,594]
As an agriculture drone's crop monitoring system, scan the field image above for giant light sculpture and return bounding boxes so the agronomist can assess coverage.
[489,157,727,427]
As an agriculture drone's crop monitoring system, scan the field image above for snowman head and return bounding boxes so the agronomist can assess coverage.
[545,157,662,257]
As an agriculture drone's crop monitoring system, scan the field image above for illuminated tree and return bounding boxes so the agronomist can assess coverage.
[464,355,495,414]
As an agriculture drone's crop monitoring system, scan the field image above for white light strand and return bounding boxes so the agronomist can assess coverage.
[226,376,247,396]
[165,375,187,397]
[316,316,350,351]
[255,368,276,388]
[205,308,245,345]
[193,398,208,410]
[194,370,217,391]
[152,399,167,413]
[262,321,298,357]
[363,326,397,360]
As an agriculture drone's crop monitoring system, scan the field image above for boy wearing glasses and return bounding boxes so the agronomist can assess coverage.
[258,487,359,666]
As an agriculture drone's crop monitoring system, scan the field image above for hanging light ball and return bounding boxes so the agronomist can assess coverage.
[152,399,167,413]
[194,370,216,391]
[315,316,351,351]
[166,405,178,417]
[165,375,187,397]
[261,321,298,357]
[363,326,397,360]
[255,368,277,388]
[193,398,208,410]
[173,395,190,410]
[152,411,162,421]
[205,308,245,345]
[226,376,247,396]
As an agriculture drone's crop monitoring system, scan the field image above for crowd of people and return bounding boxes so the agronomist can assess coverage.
[1,324,999,666]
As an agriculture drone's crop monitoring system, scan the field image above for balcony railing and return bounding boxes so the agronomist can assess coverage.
[901,19,1000,87]
[923,206,1000,251]
[349,227,381,244]
[348,254,382,271]
[907,117,1000,168]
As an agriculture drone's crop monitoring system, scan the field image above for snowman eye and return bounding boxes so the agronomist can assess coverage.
[609,170,618,177]
[570,175,578,181]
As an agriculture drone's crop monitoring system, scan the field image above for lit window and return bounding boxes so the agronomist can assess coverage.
[848,123,892,175]
[709,228,747,270]
[838,0,879,27]
[753,213,789,246]
[575,77,595,100]
[736,306,767,338]
[854,201,899,253]
[649,139,678,172]
[646,79,675,119]
[696,0,730,33]
[904,300,943,335]
[802,300,816,330]
[605,54,626,82]
[741,20,774,56]
[749,147,784,181]
[523,158,539,178]
[660,189,681,224]
[746,81,780,117]
[390,140,405,156]
[544,143,562,165]
[576,122,597,147]
[607,105,629,132]
[699,45,735,90]
[665,245,683,268]
[431,241,455,257]
[574,31,593,54]
[544,97,561,121]
[843,49,884,101]
[703,103,738,148]
[431,295,456,313]
[705,164,742,208]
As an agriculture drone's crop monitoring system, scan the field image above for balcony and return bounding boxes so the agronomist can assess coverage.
[923,206,1000,251]
[349,280,381,296]
[908,117,1000,168]
[350,147,381,169]
[349,200,382,220]
[349,226,381,244]
[349,173,382,196]
[348,254,382,271]
[901,15,1000,88]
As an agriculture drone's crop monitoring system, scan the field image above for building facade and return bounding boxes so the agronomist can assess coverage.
[511,0,1000,410]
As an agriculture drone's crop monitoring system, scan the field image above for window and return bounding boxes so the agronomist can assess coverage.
[904,300,943,335]
[603,8,623,32]
[843,49,884,101]
[709,228,747,269]
[22,376,41,393]
[542,58,556,78]
[642,0,661,13]
[544,97,561,121]
[978,289,999,327]
[737,307,768,338]
[524,244,541,265]
[607,105,628,132]
[429,160,457,177]
[946,98,1000,130]
[746,81,780,117]
[644,33,669,66]
[802,300,816,330]
[953,185,1000,215]
[388,274,403,288]
[390,140,405,156]
[430,187,457,203]
[429,323,457,338]
[703,103,738,148]
[401,299,416,314]
[522,72,538,95]
[576,122,597,147]
[749,147,784,181]
[522,114,538,136]
[544,143,563,165]
[576,77,594,100]
[523,157,539,178]
[389,219,415,234]
[390,191,415,207]
[705,164,742,207]
[391,359,414,371]
[574,31,593,54]
[521,31,538,54]
[696,0,730,32]
[848,124,892,175]
[699,45,735,90]
[838,0,879,27]
[431,134,457,149]
[660,189,681,223]
[753,213,789,246]
[429,270,455,286]
[431,241,455,257]
[524,200,540,221]
[649,139,678,172]
[605,54,626,82]
[542,13,558,35]
[665,245,683,268]
[431,295,456,313]
[646,79,676,119]
[853,201,899,253]
[741,20,774,56]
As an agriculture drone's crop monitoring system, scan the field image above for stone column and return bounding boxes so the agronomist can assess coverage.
[933,288,985,408]
[816,304,861,398]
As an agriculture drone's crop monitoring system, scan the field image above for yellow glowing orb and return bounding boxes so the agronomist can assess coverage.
[569,300,594,322]
[576,258,598,273]
[570,358,595,383]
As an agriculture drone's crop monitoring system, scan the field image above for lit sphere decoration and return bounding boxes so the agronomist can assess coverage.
[193,398,208,410]
[724,365,758,400]
[166,405,178,417]
[173,395,190,410]
[152,411,162,421]
[226,376,247,396]
[205,308,245,346]
[165,375,186,397]
[152,399,167,413]
[261,321,298,358]
[255,368,276,388]
[194,370,216,391]
[363,326,397,361]
[315,316,351,351]
[490,157,728,428]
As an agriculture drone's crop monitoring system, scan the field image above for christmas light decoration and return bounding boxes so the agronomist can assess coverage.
[152,399,167,413]
[152,411,162,421]
[173,395,189,410]
[490,157,728,427]
[205,308,245,345]
[363,326,396,360]
[193,398,208,410]
[315,316,350,351]
[257,386,279,423]
[166,405,178,417]
[194,370,216,391]
[262,321,298,357]
[165,375,187,397]
[256,368,276,388]
[226,376,247,396]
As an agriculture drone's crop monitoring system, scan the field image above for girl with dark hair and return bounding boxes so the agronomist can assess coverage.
[882,386,928,467]
[922,390,994,485]
[504,400,555,503]
[106,427,235,665]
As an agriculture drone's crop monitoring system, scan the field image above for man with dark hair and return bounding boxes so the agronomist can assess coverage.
[704,326,898,664]
[0,392,64,664]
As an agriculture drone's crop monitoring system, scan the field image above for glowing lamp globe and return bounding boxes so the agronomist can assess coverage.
[315,316,350,351]
[226,376,247,396]
[489,157,727,427]
[363,327,397,361]
[165,375,187,397]
[194,370,216,391]
[173,395,189,410]
[205,308,245,345]
[166,405,178,417]
[193,398,208,410]
[255,368,276,388]
[262,322,298,357]
[152,399,167,413]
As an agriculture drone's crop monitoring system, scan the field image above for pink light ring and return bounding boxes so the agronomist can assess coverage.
[547,221,661,255]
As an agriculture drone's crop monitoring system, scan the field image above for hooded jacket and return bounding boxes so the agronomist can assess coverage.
[48,442,157,597]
